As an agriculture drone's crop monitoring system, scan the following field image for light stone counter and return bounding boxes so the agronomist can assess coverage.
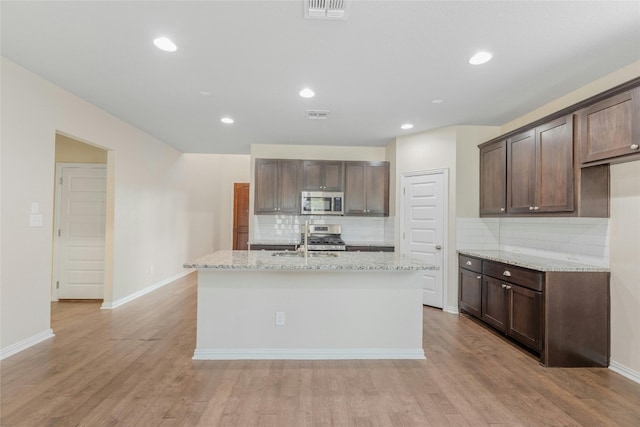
[184,250,436,271]
[458,250,609,272]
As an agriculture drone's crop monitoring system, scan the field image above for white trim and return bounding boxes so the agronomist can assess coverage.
[399,169,449,309]
[101,269,193,309]
[444,305,459,314]
[609,360,640,384]
[0,329,55,360]
[193,348,426,360]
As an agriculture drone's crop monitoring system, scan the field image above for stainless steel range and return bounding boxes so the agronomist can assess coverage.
[300,224,346,251]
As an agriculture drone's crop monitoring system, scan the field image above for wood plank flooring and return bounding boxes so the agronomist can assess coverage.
[1,272,639,426]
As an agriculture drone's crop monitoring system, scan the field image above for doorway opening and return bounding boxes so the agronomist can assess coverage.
[399,169,449,309]
[233,183,250,250]
[52,133,110,302]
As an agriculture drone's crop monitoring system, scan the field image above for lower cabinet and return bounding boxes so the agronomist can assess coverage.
[458,253,609,367]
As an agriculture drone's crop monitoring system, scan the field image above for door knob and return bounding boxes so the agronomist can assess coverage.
[435,245,442,250]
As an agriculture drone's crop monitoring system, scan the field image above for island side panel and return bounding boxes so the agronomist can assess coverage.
[194,269,425,360]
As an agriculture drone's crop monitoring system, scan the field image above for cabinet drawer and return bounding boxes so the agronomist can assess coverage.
[483,261,543,291]
[459,255,482,273]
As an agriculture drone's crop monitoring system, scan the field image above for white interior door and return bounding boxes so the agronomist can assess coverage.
[54,164,107,299]
[401,171,446,308]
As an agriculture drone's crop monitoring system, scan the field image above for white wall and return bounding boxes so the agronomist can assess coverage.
[183,154,250,257]
[0,58,195,354]
[610,161,640,377]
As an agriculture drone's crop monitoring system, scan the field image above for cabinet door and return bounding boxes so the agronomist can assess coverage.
[302,161,323,190]
[507,130,536,213]
[479,140,507,216]
[344,162,366,214]
[578,87,640,164]
[482,276,508,332]
[536,115,574,212]
[364,162,389,216]
[323,162,343,191]
[278,160,301,214]
[459,268,482,318]
[508,284,543,352]
[254,159,279,214]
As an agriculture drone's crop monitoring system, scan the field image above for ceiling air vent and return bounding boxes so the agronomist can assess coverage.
[305,0,350,20]
[306,110,330,120]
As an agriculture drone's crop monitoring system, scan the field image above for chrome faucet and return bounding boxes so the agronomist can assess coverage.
[303,220,309,259]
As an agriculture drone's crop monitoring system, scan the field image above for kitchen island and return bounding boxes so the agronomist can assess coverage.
[184,250,437,360]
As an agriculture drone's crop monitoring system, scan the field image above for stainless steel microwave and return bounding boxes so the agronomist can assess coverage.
[301,191,344,215]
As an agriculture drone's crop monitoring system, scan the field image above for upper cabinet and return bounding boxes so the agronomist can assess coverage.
[302,160,343,191]
[507,115,574,214]
[254,159,301,215]
[479,140,507,215]
[344,161,390,216]
[577,87,640,165]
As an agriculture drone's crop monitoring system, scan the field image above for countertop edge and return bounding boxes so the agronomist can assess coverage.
[457,250,610,273]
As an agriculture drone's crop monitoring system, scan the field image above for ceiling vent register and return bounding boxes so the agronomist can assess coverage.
[306,110,330,120]
[305,0,350,20]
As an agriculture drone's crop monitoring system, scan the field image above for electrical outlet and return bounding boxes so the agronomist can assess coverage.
[29,214,43,227]
[275,311,285,326]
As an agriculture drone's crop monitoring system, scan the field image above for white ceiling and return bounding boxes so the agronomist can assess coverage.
[2,1,639,154]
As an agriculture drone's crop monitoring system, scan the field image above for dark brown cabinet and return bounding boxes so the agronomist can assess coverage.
[250,244,297,251]
[459,260,483,319]
[507,115,574,214]
[479,140,507,215]
[344,161,390,216]
[302,161,343,191]
[482,264,543,352]
[254,159,301,214]
[578,87,640,165]
[458,253,609,367]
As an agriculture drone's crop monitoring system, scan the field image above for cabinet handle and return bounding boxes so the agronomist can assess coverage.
[466,261,472,266]
[502,284,512,290]
[631,144,639,150]
[534,206,539,210]
[503,270,511,277]
[477,275,481,280]
[500,207,505,212]
[529,206,534,211]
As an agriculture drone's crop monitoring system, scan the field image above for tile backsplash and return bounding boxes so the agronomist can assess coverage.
[253,215,395,245]
[457,217,610,267]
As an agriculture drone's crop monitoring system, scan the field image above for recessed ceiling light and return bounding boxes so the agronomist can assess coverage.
[432,99,443,104]
[401,123,414,130]
[299,88,315,98]
[221,117,234,124]
[200,91,212,97]
[153,37,177,52]
[469,51,492,65]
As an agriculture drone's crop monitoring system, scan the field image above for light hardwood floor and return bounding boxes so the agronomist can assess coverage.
[1,272,639,426]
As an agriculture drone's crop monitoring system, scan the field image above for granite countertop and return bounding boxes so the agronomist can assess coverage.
[458,250,609,272]
[184,250,437,271]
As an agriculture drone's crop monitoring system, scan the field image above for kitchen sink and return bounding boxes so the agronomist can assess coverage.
[271,251,338,258]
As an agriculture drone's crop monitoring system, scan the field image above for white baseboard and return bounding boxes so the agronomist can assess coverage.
[443,305,459,314]
[101,269,193,310]
[609,360,640,384]
[193,348,426,360]
[0,329,55,360]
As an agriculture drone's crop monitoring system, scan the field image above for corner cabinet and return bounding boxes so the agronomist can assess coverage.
[302,160,343,191]
[344,161,390,216]
[578,86,640,165]
[254,159,301,215]
[458,253,610,367]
